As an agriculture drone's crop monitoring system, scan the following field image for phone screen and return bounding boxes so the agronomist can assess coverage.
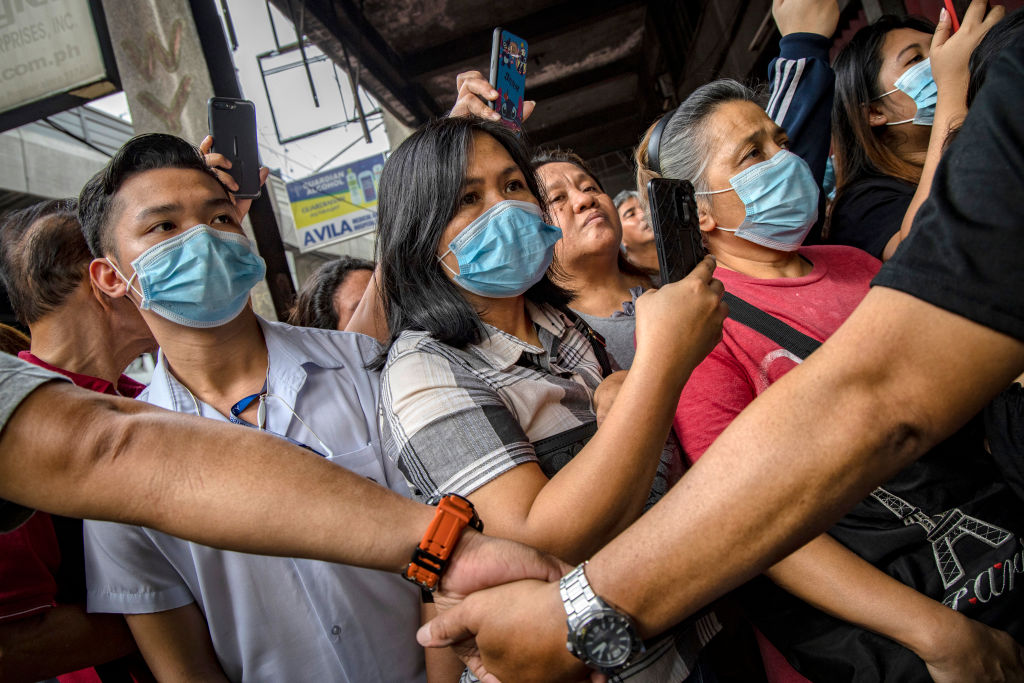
[488,28,528,132]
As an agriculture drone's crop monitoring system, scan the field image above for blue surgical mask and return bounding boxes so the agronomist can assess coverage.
[438,200,562,298]
[878,58,937,126]
[697,149,819,252]
[108,224,266,328]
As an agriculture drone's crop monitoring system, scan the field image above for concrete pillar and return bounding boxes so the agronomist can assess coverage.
[99,0,214,140]
[382,107,415,151]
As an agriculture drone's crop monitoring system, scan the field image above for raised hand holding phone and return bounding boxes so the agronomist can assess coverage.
[450,71,536,122]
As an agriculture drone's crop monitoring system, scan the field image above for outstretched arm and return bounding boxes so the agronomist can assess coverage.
[765,534,1024,682]
[0,380,565,598]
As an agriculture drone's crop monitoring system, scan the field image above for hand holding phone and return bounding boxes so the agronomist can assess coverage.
[207,97,261,200]
[489,28,528,132]
[647,178,707,285]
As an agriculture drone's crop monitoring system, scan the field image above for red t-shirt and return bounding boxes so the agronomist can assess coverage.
[1,352,145,683]
[673,245,881,683]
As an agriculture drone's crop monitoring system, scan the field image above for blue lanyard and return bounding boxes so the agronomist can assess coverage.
[228,384,265,426]
[228,385,327,458]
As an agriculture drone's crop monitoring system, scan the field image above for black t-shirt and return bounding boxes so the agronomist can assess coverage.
[828,175,915,259]
[742,413,1024,682]
[873,41,1024,342]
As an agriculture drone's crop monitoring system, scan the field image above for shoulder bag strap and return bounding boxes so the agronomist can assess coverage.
[722,292,822,361]
[555,305,614,377]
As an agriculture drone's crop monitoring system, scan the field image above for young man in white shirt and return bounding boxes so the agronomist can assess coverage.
[78,133,426,682]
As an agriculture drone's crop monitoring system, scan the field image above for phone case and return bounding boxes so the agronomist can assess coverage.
[647,178,706,284]
[207,97,261,200]
[488,28,527,132]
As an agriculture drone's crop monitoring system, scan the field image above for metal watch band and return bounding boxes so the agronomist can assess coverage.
[559,562,600,632]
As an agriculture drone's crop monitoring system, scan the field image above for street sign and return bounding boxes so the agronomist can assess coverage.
[286,152,385,252]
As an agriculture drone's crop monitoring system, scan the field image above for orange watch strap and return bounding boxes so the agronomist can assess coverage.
[404,493,483,591]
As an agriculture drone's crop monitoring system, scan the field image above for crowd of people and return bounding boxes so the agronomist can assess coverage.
[0,0,1022,681]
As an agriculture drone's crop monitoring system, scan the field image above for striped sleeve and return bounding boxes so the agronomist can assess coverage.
[766,33,835,189]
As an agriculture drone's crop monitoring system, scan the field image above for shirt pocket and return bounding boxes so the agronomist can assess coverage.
[325,442,388,485]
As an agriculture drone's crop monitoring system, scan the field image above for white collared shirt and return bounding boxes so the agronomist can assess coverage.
[84,319,424,682]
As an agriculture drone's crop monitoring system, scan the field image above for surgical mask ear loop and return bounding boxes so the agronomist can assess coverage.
[105,258,144,303]
[693,186,735,232]
[869,88,912,126]
[436,248,459,277]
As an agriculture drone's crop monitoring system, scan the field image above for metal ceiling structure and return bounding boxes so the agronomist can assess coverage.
[270,0,1024,193]
[269,0,792,193]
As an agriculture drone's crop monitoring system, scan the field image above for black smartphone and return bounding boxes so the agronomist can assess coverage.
[488,27,528,133]
[647,178,706,284]
[207,97,261,200]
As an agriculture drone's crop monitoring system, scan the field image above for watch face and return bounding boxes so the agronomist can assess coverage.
[579,612,635,669]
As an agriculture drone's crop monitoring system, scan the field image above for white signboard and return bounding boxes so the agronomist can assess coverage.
[0,0,109,114]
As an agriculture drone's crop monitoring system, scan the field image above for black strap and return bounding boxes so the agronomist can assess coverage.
[531,421,598,459]
[722,292,822,361]
[557,306,614,377]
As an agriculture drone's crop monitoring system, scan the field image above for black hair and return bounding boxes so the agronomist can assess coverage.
[831,15,936,194]
[288,255,374,330]
[374,116,571,367]
[967,7,1024,108]
[532,146,651,282]
[0,199,91,325]
[531,148,606,192]
[78,133,229,258]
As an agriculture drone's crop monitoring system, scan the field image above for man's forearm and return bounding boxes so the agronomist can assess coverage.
[0,384,432,571]
[586,287,1024,635]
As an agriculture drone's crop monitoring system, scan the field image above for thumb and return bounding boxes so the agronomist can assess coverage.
[417,603,476,648]
[932,7,953,49]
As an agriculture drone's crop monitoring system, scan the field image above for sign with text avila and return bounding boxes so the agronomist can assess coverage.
[286,153,385,252]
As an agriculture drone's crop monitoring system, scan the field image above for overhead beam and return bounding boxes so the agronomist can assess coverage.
[527,56,643,104]
[404,0,643,78]
[527,101,640,148]
[269,0,442,126]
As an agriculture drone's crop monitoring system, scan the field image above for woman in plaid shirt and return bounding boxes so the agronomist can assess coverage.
[374,116,726,681]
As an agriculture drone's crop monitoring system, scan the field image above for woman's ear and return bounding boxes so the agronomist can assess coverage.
[697,205,717,234]
[865,102,889,128]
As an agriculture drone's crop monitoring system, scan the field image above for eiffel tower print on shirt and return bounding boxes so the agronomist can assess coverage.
[869,487,1013,589]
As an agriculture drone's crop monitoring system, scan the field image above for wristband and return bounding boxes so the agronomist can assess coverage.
[404,493,483,591]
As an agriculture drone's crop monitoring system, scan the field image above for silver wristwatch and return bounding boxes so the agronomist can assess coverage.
[559,562,645,675]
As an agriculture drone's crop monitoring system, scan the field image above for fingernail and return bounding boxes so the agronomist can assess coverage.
[490,89,497,98]
[940,7,948,21]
